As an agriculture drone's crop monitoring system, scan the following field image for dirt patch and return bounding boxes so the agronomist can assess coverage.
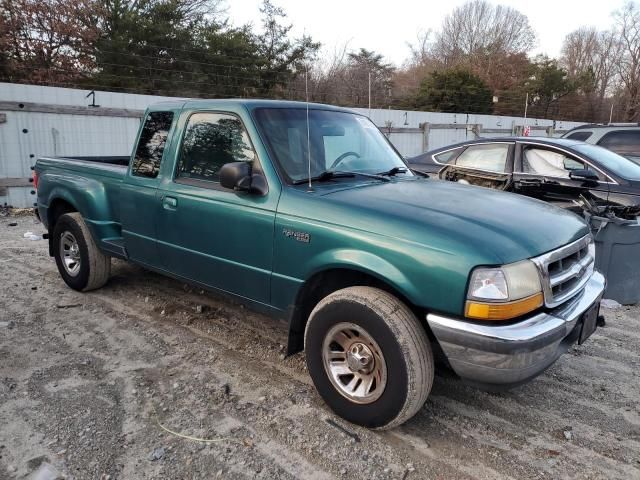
[1,215,639,479]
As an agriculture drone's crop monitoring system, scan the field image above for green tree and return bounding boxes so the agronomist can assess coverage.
[90,0,319,98]
[255,0,319,95]
[412,69,493,113]
[93,0,230,96]
[524,56,577,118]
[343,48,394,107]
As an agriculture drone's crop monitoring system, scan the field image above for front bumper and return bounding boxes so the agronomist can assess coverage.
[426,271,605,388]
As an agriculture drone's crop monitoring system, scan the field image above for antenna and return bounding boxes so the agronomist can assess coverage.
[305,63,312,192]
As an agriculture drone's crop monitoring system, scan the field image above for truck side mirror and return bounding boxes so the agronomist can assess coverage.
[219,162,268,196]
[569,168,599,183]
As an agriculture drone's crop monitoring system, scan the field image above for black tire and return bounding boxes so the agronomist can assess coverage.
[304,286,433,429]
[52,212,111,292]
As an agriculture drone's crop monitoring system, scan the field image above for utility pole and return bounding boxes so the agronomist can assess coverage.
[523,92,529,125]
[368,71,372,117]
[609,104,614,124]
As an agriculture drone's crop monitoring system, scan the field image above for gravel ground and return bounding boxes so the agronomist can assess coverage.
[0,214,639,480]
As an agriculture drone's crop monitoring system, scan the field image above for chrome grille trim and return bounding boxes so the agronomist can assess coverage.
[532,235,595,308]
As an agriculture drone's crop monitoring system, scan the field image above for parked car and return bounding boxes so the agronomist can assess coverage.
[409,137,640,215]
[34,100,605,429]
[562,124,640,164]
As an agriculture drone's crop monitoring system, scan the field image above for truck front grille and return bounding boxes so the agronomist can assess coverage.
[532,235,595,308]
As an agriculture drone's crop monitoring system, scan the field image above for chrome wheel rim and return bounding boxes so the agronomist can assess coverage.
[60,231,81,277]
[322,322,387,404]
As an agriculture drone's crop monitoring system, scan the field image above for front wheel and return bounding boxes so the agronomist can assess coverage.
[304,286,434,429]
[52,212,111,291]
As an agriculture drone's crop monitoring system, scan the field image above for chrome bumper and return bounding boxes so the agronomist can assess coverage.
[426,271,605,388]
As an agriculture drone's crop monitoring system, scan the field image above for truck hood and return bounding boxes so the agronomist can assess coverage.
[315,178,590,264]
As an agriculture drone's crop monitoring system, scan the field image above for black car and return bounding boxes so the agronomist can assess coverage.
[409,137,640,214]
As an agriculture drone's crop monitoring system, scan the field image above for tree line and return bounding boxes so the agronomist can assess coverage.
[0,0,319,98]
[1,0,639,122]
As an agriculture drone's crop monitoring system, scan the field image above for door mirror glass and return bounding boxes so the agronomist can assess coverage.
[569,168,600,182]
[220,161,251,190]
[219,162,268,195]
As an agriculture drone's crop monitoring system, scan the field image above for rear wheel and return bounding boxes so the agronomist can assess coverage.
[53,212,111,291]
[304,286,434,429]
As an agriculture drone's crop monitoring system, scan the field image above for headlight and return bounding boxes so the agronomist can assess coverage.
[466,260,543,321]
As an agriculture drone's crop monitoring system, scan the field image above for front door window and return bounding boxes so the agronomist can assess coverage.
[176,113,255,183]
[522,148,604,180]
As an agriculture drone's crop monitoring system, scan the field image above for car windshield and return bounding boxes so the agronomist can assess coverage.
[574,143,640,180]
[254,108,411,183]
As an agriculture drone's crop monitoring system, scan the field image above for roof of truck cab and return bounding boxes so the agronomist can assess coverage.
[148,98,359,114]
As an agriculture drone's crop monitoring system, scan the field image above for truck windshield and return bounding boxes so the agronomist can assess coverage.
[254,108,411,183]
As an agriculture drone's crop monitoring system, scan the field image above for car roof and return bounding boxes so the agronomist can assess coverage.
[563,124,640,135]
[424,136,584,154]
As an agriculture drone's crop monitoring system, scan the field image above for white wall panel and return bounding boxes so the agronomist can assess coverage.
[0,83,589,207]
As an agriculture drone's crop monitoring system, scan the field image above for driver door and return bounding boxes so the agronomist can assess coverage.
[155,110,278,304]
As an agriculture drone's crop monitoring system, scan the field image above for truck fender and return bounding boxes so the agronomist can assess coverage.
[286,249,422,355]
[45,176,111,223]
[306,249,420,302]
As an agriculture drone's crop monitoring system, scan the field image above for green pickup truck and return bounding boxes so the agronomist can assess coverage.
[34,100,605,429]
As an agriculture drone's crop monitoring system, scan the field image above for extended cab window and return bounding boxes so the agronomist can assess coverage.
[176,113,255,183]
[522,147,605,180]
[132,111,174,178]
[454,144,510,172]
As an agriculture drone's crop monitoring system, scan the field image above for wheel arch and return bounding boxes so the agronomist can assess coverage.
[46,197,79,256]
[286,266,429,355]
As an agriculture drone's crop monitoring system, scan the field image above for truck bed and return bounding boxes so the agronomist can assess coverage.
[36,156,129,243]
[37,156,129,176]
[44,155,130,166]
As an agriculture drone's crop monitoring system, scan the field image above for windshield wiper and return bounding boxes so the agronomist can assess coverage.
[293,170,390,185]
[377,166,408,176]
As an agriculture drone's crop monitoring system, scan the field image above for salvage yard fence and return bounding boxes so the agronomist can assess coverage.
[0,83,586,208]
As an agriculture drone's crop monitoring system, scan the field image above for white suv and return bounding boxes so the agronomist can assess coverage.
[562,124,640,164]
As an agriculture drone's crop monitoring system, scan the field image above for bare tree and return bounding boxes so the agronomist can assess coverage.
[613,2,640,121]
[561,27,621,121]
[562,27,600,77]
[414,0,537,98]
[432,0,536,66]
[407,30,435,68]
[0,0,101,83]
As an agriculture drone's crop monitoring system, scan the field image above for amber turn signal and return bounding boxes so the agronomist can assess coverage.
[465,292,544,321]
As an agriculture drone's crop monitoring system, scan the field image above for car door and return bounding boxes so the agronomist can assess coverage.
[155,110,278,305]
[120,110,177,268]
[438,142,514,190]
[512,142,611,209]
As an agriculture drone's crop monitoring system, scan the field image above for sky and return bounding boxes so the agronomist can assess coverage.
[227,0,623,66]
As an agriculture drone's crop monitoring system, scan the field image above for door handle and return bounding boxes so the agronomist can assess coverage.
[518,179,542,185]
[162,196,178,210]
